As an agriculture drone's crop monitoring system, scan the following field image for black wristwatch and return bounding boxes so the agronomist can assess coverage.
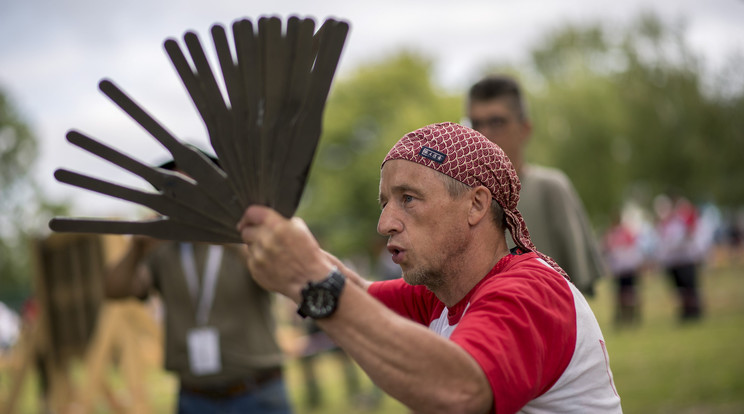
[297,267,346,319]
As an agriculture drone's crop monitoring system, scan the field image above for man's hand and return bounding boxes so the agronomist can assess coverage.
[237,205,334,303]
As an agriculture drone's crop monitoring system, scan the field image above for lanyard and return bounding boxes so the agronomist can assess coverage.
[179,243,224,326]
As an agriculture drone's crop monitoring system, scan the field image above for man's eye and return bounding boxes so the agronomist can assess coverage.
[487,116,508,128]
[471,115,509,130]
[403,195,414,203]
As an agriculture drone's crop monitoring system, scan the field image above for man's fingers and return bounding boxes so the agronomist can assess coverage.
[237,205,288,245]
[238,205,291,258]
[290,216,310,233]
[236,205,261,231]
[239,225,259,245]
[236,204,274,232]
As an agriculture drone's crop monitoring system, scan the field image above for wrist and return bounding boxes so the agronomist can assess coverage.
[290,260,335,302]
[296,266,346,319]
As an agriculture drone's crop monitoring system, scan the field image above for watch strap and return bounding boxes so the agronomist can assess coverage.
[297,267,346,319]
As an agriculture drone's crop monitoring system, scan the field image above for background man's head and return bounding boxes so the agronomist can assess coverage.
[467,75,532,171]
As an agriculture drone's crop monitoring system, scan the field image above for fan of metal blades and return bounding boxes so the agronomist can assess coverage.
[48,16,350,243]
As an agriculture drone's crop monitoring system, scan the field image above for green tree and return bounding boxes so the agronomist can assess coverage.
[0,87,68,308]
[298,52,461,262]
[508,12,744,225]
[712,51,744,205]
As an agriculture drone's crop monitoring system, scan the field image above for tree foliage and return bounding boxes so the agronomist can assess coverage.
[0,87,68,300]
[515,12,744,226]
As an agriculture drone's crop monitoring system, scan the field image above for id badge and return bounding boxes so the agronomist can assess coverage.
[187,326,221,375]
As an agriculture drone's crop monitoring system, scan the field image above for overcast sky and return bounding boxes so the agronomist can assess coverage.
[1,0,743,219]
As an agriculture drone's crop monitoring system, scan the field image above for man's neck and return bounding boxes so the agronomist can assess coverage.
[430,241,511,308]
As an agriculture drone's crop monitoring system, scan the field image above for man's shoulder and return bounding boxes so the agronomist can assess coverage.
[477,252,570,297]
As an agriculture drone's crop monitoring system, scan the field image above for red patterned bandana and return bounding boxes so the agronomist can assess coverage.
[382,122,569,280]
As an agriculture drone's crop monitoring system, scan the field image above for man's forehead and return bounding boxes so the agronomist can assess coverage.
[468,98,514,113]
[381,159,437,178]
[380,159,447,192]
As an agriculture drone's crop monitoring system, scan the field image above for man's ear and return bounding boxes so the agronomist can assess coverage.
[468,186,493,226]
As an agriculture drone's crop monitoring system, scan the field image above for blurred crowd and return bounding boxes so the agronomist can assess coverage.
[600,193,742,327]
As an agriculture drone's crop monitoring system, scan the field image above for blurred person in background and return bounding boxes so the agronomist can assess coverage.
[466,75,607,296]
[602,210,645,327]
[0,301,19,352]
[724,208,744,263]
[653,193,704,322]
[105,154,292,414]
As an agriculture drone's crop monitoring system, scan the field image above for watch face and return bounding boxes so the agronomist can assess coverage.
[298,269,345,319]
[306,288,335,316]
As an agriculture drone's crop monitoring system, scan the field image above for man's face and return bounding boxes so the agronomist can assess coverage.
[377,159,471,289]
[467,98,530,163]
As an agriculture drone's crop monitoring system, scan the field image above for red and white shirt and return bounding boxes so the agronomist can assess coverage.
[369,251,622,414]
[603,223,644,276]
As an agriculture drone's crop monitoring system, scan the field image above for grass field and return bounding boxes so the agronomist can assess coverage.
[5,258,744,413]
[589,261,744,414]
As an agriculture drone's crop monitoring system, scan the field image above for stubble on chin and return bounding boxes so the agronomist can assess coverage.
[402,267,444,291]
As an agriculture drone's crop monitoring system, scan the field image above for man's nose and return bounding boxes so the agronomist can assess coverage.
[377,206,402,236]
